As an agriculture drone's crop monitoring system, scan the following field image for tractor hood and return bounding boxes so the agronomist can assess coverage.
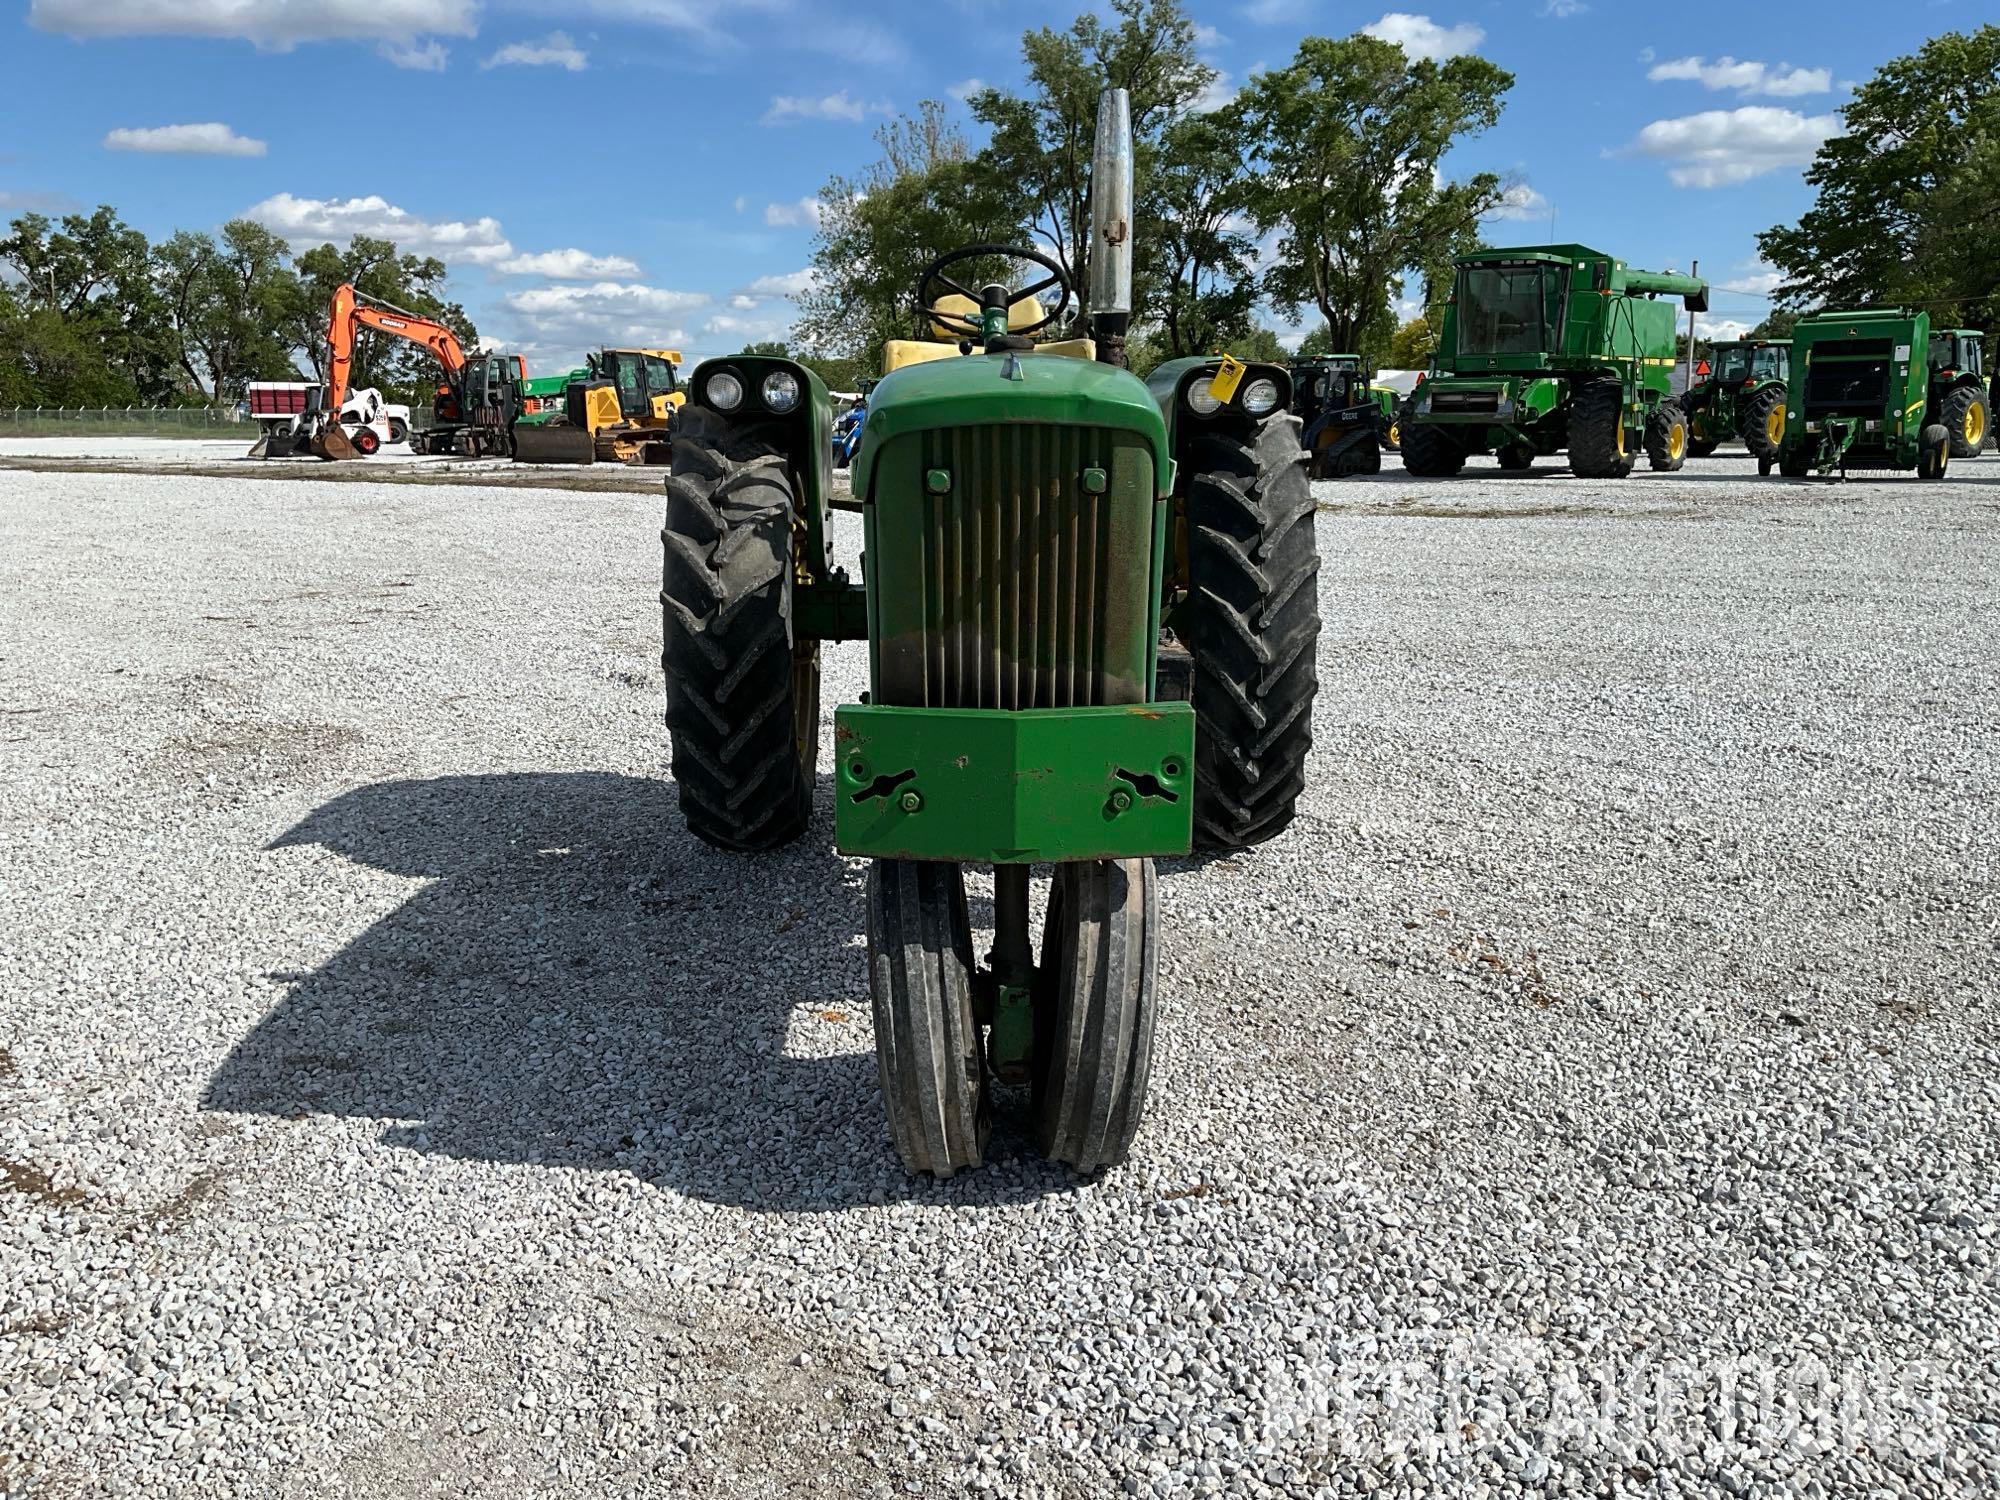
[852,352,1171,497]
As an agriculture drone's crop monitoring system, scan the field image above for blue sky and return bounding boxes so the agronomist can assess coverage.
[1,0,1983,374]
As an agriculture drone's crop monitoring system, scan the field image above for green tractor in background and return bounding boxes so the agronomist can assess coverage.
[1400,245,1709,478]
[656,91,1320,1177]
[1927,327,1990,457]
[1777,307,1962,480]
[1680,339,1790,471]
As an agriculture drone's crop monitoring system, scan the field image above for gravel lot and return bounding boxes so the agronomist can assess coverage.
[3,447,1998,1498]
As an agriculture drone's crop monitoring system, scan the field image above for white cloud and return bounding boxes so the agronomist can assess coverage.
[762,91,891,125]
[30,0,476,48]
[380,39,446,69]
[1486,183,1551,222]
[1694,317,1754,342]
[1241,0,1308,25]
[1717,262,1782,296]
[741,269,816,300]
[497,248,641,279]
[1360,12,1484,61]
[102,122,265,157]
[498,281,707,361]
[1192,71,1236,112]
[247,192,514,264]
[1193,23,1228,46]
[732,195,748,213]
[701,311,792,343]
[482,31,587,70]
[1625,106,1838,188]
[1647,55,1831,97]
[763,197,824,229]
[1541,0,1586,14]
[948,77,985,103]
[729,294,758,310]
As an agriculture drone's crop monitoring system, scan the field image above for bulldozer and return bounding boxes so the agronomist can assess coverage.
[656,90,1320,1177]
[511,348,684,465]
[1400,245,1709,478]
[1777,307,1960,480]
[1680,338,1789,471]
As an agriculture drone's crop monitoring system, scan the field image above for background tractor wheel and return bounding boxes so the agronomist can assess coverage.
[1741,385,1787,462]
[1645,400,1689,472]
[1496,444,1534,472]
[387,418,409,445]
[1033,859,1157,1174]
[1182,414,1320,851]
[1779,444,1812,478]
[1399,408,1468,477]
[1917,423,1952,481]
[660,406,818,851]
[1942,385,1990,457]
[1688,436,1721,458]
[867,860,986,1177]
[351,425,381,457]
[1569,380,1635,479]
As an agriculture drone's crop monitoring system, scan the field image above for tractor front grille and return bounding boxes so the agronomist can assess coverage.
[1429,388,1501,414]
[871,424,1157,712]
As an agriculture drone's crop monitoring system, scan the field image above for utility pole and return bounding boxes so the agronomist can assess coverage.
[1684,257,1700,395]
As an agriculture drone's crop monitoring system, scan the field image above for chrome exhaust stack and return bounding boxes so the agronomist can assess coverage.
[1089,87,1134,366]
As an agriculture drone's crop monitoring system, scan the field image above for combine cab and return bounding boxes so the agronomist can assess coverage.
[512,348,683,465]
[1777,307,1957,480]
[655,91,1320,1176]
[1401,244,1708,478]
[1682,339,1789,470]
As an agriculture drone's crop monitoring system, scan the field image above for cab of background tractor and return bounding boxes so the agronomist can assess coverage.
[654,89,1318,1179]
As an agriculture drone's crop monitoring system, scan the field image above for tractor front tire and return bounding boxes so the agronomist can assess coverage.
[1645,400,1689,472]
[1569,381,1635,479]
[1496,444,1534,472]
[1399,413,1467,478]
[660,406,818,851]
[867,860,986,1177]
[1182,415,1321,851]
[1741,385,1787,462]
[1033,859,1157,1174]
[1942,385,1990,458]
[1917,423,1952,481]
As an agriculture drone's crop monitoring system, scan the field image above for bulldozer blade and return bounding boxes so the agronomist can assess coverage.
[312,425,362,462]
[511,423,597,465]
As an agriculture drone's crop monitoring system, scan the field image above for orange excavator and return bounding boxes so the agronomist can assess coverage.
[276,283,524,460]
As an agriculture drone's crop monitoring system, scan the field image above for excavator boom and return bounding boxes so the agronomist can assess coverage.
[312,284,472,460]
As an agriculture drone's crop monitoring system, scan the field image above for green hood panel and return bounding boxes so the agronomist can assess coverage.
[852,351,1170,496]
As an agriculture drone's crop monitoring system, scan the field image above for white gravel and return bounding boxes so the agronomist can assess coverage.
[3,451,1998,1498]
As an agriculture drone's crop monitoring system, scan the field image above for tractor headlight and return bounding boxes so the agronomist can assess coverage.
[1186,378,1221,416]
[707,371,744,412]
[761,370,800,414]
[1241,378,1280,416]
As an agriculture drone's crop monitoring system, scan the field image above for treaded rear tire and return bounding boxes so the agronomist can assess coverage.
[1741,384,1787,461]
[1645,400,1688,472]
[1033,859,1157,1174]
[1942,384,1990,458]
[660,406,817,851]
[867,860,986,1176]
[1569,380,1634,479]
[1182,414,1321,851]
[1399,407,1467,477]
[1918,423,1951,481]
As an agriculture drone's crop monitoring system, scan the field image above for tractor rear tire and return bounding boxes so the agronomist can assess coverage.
[660,406,818,851]
[1497,444,1534,472]
[1645,400,1689,472]
[1942,385,1990,458]
[1569,381,1635,479]
[1033,859,1157,1174]
[1741,385,1787,462]
[1182,415,1321,851]
[867,860,986,1177]
[1688,436,1721,458]
[1399,413,1467,478]
[1917,424,1952,481]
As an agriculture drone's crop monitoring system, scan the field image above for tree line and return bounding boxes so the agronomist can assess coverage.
[0,210,478,409]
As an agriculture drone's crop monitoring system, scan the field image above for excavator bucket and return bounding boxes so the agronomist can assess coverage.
[247,431,270,459]
[311,424,361,461]
[510,421,597,464]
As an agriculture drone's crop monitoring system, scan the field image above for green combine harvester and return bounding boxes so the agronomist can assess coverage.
[1400,244,1708,478]
[1680,339,1790,470]
[657,90,1321,1176]
[1775,307,1975,480]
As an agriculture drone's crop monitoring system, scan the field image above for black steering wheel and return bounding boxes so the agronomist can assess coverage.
[917,243,1072,342]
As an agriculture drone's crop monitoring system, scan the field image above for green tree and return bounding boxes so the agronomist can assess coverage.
[1150,112,1258,357]
[798,101,1028,370]
[1385,315,1433,367]
[154,220,300,399]
[1758,25,2000,332]
[1243,33,1513,352]
[1749,309,1800,341]
[968,0,1215,326]
[1295,324,1334,359]
[0,206,171,403]
[1221,327,1289,363]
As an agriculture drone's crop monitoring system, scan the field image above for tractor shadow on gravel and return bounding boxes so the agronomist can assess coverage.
[202,771,1073,1211]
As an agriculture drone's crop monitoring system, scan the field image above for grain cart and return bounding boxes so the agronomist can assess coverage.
[1776,307,1955,480]
[657,90,1319,1177]
[1927,328,1989,457]
[1288,357,1384,475]
[1400,245,1708,478]
[1680,339,1789,470]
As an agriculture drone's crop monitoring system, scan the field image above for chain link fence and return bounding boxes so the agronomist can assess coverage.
[1,406,248,437]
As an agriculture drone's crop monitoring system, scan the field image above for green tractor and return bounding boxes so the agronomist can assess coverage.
[1400,245,1709,478]
[1777,307,1962,480]
[1928,327,1990,457]
[656,91,1320,1176]
[1680,339,1790,470]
